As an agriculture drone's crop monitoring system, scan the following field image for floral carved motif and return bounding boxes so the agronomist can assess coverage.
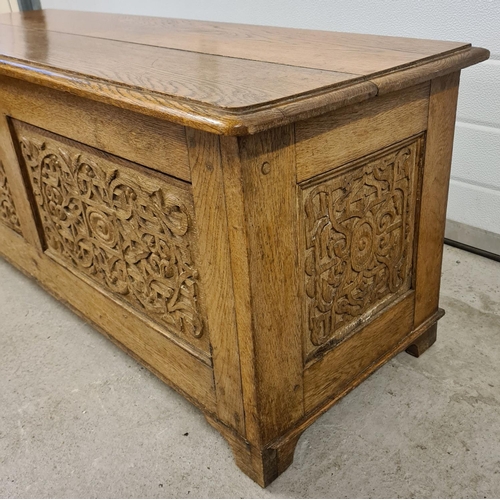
[0,159,22,234]
[17,126,204,345]
[302,138,422,356]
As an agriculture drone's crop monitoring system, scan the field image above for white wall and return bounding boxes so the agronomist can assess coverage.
[0,0,18,14]
[40,0,500,246]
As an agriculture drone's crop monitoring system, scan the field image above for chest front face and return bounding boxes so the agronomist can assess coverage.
[0,76,219,412]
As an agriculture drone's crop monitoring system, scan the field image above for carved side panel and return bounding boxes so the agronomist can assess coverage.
[301,136,423,361]
[0,159,22,234]
[12,120,209,356]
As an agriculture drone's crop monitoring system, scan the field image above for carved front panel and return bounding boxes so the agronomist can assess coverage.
[13,121,208,356]
[301,137,422,360]
[0,159,22,234]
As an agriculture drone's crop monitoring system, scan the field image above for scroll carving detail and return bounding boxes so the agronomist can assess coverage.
[303,138,421,357]
[0,160,22,234]
[17,126,204,347]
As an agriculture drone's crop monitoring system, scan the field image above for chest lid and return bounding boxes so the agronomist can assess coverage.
[0,9,489,135]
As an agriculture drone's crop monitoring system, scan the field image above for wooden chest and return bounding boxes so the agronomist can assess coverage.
[0,9,488,486]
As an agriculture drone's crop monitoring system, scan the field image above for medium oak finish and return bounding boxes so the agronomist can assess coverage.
[0,9,489,487]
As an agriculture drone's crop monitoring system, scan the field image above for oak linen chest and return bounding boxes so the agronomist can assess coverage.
[0,9,489,486]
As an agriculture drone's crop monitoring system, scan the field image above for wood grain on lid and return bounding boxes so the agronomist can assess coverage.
[0,9,471,74]
[0,9,489,134]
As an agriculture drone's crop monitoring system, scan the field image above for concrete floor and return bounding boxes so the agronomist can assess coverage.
[0,244,499,498]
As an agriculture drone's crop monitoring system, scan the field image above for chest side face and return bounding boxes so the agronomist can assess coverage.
[301,136,423,360]
[295,83,431,411]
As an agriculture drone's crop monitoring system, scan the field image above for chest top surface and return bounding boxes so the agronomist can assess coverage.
[0,9,489,135]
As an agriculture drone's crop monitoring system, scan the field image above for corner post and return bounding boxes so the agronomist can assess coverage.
[414,72,461,334]
[213,126,304,485]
